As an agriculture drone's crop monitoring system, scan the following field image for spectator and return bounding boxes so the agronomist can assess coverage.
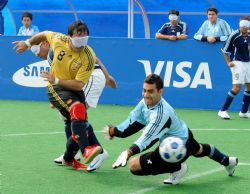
[17,12,39,36]
[155,9,188,40]
[0,0,8,35]
[194,7,231,43]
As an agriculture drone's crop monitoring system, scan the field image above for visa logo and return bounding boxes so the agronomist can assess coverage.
[138,60,212,89]
[12,60,50,88]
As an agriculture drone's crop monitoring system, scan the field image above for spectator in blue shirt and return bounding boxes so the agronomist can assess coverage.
[17,12,39,36]
[155,9,188,41]
[194,7,231,43]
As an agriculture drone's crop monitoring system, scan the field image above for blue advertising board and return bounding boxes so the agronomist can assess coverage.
[0,36,242,111]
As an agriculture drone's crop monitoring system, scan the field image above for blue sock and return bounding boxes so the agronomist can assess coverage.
[241,91,250,113]
[221,90,236,111]
[209,144,229,166]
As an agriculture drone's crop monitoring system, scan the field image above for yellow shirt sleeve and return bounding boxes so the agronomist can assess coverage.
[44,31,60,50]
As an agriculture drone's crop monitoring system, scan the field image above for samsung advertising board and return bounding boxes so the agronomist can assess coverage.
[0,36,241,110]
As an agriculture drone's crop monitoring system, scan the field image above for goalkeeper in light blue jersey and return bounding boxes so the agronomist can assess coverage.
[103,73,238,185]
[116,93,189,150]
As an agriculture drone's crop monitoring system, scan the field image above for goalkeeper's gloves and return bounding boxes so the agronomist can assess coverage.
[112,150,129,169]
[102,125,114,140]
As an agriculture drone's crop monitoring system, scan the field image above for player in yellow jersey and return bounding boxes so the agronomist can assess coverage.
[13,20,103,170]
[30,37,117,171]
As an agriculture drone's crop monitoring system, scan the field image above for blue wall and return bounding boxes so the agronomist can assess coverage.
[0,36,244,111]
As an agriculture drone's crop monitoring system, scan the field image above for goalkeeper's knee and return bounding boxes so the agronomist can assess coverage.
[194,143,211,157]
[129,157,147,176]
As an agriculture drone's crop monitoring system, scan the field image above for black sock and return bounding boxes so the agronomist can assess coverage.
[64,120,72,140]
[63,136,79,162]
[86,123,103,154]
[71,120,89,154]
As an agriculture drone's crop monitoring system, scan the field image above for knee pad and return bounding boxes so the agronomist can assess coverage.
[69,103,86,121]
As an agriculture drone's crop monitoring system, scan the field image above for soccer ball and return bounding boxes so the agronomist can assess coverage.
[159,136,187,163]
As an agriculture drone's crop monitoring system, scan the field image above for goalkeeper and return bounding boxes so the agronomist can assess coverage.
[103,73,238,185]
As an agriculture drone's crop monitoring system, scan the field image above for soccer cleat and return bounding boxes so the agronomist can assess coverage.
[87,149,109,172]
[163,163,188,185]
[63,159,87,170]
[83,144,102,164]
[54,152,81,165]
[225,157,238,176]
[218,111,230,119]
[54,155,64,164]
[239,112,250,118]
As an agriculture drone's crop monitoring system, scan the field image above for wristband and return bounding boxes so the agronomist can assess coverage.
[54,77,60,85]
[24,39,31,48]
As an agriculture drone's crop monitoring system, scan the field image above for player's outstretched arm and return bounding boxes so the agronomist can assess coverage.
[96,57,117,88]
[12,32,48,53]
[106,75,117,89]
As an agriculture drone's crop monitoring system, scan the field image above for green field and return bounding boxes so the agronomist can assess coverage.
[0,100,250,194]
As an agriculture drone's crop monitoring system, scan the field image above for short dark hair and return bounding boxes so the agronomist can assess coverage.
[68,20,89,37]
[21,12,33,20]
[144,74,163,90]
[168,9,179,16]
[240,16,250,21]
[207,7,218,14]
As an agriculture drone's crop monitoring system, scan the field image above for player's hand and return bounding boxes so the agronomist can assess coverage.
[168,35,177,41]
[40,70,55,84]
[207,36,216,43]
[227,61,234,67]
[102,125,113,140]
[112,150,129,169]
[177,34,187,40]
[177,35,182,39]
[106,75,117,89]
[12,41,29,53]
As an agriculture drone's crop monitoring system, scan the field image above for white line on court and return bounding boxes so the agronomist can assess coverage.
[1,128,250,137]
[192,128,250,131]
[0,131,64,137]
[129,162,250,194]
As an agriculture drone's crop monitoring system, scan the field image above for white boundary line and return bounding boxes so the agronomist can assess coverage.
[0,131,64,137]
[129,162,250,194]
[1,128,250,137]
[192,128,250,131]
